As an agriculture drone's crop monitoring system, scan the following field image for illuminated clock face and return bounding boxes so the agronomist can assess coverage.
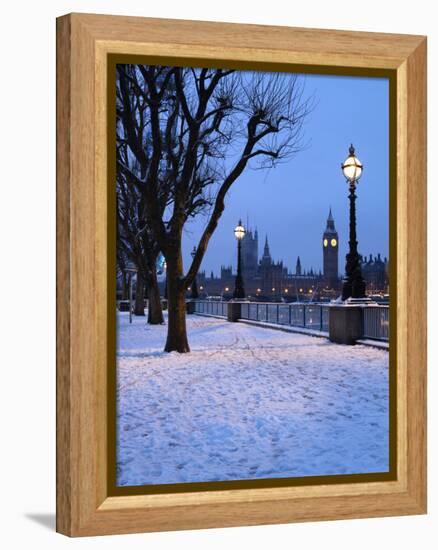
[331,238,337,247]
[323,238,328,247]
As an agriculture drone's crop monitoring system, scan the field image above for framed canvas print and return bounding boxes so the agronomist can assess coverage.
[56,13,427,536]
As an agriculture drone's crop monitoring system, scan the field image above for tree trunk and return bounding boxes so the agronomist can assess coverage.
[134,273,145,316]
[147,270,164,325]
[164,253,189,353]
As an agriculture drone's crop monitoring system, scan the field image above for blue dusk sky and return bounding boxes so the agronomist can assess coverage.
[181,72,389,277]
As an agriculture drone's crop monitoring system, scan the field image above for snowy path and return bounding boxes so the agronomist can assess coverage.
[116,312,389,486]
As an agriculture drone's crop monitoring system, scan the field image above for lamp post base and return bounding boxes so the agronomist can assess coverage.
[227,301,242,322]
[329,305,363,345]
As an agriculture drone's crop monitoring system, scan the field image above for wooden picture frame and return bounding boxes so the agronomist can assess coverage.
[56,13,427,536]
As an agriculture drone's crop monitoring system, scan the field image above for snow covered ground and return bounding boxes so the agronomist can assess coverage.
[116,312,389,486]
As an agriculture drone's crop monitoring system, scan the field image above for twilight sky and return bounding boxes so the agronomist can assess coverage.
[182,72,390,277]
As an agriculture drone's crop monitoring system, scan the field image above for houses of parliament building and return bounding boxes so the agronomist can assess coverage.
[196,209,389,301]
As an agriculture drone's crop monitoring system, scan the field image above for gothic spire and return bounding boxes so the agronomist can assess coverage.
[261,235,272,264]
[264,235,269,252]
[325,207,336,232]
[295,256,302,276]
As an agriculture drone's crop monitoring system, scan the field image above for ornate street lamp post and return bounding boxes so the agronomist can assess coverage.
[341,144,367,300]
[190,246,199,299]
[233,220,246,299]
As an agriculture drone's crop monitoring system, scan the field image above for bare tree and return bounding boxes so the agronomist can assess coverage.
[117,64,312,352]
[116,141,164,323]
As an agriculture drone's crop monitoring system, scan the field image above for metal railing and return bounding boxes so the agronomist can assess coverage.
[192,300,389,342]
[240,302,329,332]
[193,300,228,318]
[362,306,389,341]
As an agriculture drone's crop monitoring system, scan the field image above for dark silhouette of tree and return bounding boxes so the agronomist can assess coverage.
[116,243,130,301]
[116,142,164,323]
[117,64,312,351]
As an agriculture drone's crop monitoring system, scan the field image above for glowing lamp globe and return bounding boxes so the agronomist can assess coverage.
[234,220,245,240]
[342,144,363,183]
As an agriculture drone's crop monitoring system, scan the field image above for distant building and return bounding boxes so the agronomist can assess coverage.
[322,208,339,288]
[361,253,389,294]
[195,208,343,301]
[152,208,388,301]
[241,226,259,279]
[258,236,288,298]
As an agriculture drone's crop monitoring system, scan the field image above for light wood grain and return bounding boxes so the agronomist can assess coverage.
[406,38,427,508]
[56,13,427,537]
[56,14,72,536]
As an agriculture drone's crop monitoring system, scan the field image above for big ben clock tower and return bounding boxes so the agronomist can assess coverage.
[322,208,339,288]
